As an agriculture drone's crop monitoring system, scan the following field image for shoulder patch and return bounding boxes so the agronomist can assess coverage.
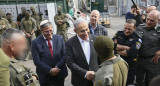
[136,42,141,49]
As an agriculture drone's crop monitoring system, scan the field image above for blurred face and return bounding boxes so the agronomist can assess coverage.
[6,15,12,22]
[41,25,53,39]
[25,11,31,18]
[90,11,100,25]
[124,23,135,36]
[74,22,90,40]
[10,35,27,59]
[146,13,158,29]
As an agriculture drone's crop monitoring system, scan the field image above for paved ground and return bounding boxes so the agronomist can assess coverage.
[20,13,125,86]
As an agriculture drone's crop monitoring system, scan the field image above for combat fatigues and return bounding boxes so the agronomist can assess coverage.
[54,14,68,41]
[112,31,142,85]
[136,24,160,86]
[10,58,39,86]
[0,48,10,86]
[94,56,128,86]
[21,17,36,60]
[9,21,19,29]
[31,7,40,37]
[0,18,11,47]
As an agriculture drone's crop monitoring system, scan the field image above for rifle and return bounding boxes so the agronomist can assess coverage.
[131,0,138,9]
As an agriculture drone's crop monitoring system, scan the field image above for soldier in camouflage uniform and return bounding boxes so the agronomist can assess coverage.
[136,10,160,86]
[94,36,128,86]
[0,10,11,48]
[54,6,68,41]
[36,12,45,37]
[1,28,39,86]
[21,10,37,60]
[30,6,40,37]
[6,13,19,29]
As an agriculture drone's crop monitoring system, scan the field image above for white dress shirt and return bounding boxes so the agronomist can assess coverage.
[77,35,91,64]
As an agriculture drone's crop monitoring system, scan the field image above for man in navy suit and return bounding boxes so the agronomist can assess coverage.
[31,20,68,86]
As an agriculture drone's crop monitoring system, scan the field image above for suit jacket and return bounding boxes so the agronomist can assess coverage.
[66,34,99,86]
[31,35,68,85]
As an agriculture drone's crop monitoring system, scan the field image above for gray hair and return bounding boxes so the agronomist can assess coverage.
[90,10,100,17]
[74,18,88,29]
[126,19,137,27]
[1,28,25,45]
[149,10,160,20]
[40,21,52,30]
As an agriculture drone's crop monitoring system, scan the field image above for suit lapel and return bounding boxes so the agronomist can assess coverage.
[89,35,95,66]
[74,36,88,64]
[52,35,57,60]
[40,36,52,58]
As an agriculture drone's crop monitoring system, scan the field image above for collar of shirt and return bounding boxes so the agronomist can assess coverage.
[155,24,160,30]
[90,23,98,30]
[77,35,89,43]
[43,35,52,40]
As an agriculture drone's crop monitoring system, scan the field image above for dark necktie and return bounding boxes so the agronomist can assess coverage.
[47,39,53,58]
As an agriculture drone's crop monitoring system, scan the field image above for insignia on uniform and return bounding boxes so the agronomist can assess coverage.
[118,36,123,39]
[17,68,22,72]
[138,38,142,43]
[152,33,158,36]
[129,38,134,41]
[136,42,141,49]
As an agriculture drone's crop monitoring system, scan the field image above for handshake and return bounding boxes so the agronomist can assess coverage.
[86,71,95,80]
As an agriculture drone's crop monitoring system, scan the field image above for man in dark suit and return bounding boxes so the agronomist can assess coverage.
[66,18,99,86]
[31,20,68,86]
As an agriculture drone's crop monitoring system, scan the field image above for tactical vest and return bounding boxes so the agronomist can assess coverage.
[21,18,35,33]
[10,61,39,86]
[10,21,18,29]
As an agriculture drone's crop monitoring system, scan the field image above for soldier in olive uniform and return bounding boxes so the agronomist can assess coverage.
[30,6,40,37]
[54,6,68,41]
[136,10,160,86]
[6,13,19,29]
[36,12,45,37]
[94,36,128,86]
[21,10,37,60]
[1,28,39,86]
[0,40,10,86]
[0,10,11,48]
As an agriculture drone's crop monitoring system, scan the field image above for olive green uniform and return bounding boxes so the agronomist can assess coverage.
[54,14,68,41]
[9,21,19,29]
[21,17,36,60]
[0,48,10,86]
[10,58,40,86]
[0,18,11,48]
[94,56,128,86]
[136,24,160,86]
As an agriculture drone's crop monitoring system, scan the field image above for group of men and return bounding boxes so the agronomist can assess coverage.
[0,4,160,86]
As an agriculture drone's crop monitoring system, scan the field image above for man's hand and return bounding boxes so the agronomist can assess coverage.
[26,33,31,38]
[116,44,130,51]
[136,8,141,15]
[50,67,61,76]
[59,20,63,25]
[32,76,38,80]
[152,51,160,64]
[2,25,7,30]
[117,50,128,57]
[86,71,95,80]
